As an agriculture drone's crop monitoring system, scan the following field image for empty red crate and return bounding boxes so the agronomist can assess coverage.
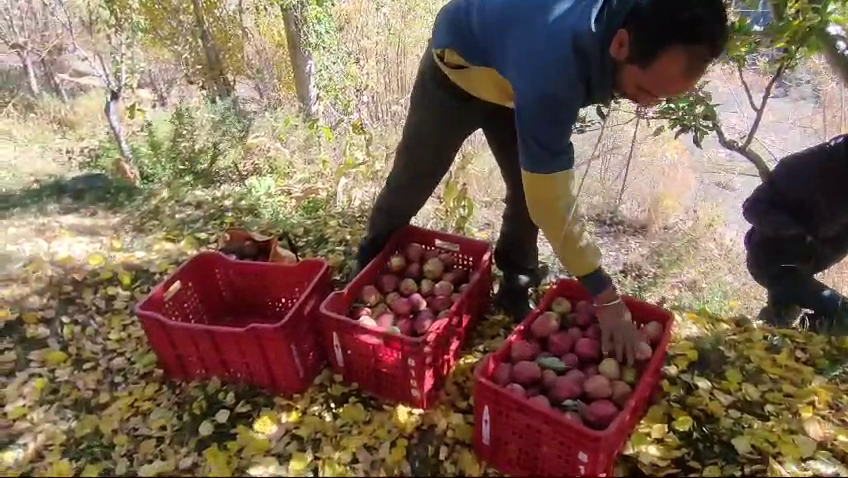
[473,279,675,477]
[134,251,332,395]
[319,225,493,409]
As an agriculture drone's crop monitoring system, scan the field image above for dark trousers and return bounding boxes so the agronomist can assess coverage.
[745,229,848,319]
[356,44,541,288]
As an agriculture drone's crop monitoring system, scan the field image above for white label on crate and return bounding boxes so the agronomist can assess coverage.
[411,388,420,398]
[482,406,491,446]
[291,344,304,379]
[578,452,588,463]
[408,357,415,367]
[333,332,344,368]
[579,465,585,475]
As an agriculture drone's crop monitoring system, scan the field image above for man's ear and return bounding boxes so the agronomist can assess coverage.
[609,29,630,61]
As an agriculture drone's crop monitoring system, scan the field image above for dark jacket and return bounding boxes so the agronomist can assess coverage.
[743,134,848,270]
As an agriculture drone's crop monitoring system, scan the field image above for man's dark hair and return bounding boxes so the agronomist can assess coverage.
[622,0,730,72]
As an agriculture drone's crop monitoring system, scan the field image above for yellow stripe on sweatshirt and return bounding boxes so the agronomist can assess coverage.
[432,48,515,108]
[522,169,602,278]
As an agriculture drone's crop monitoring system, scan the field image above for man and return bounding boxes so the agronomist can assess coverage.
[355,0,730,364]
[743,134,848,333]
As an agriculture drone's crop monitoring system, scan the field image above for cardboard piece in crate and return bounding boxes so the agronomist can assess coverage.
[218,227,299,264]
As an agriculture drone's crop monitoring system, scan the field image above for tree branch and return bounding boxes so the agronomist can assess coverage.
[736,63,760,112]
[4,2,23,44]
[616,116,640,209]
[52,0,110,86]
[20,0,32,39]
[118,34,126,91]
[713,120,772,181]
[741,61,787,151]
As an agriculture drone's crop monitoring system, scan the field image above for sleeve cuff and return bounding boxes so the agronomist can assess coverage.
[578,267,614,297]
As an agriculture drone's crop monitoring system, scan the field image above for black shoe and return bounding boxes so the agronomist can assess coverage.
[493,268,546,324]
[756,303,802,328]
[494,284,533,324]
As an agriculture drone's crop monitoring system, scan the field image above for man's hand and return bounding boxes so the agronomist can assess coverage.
[593,287,641,366]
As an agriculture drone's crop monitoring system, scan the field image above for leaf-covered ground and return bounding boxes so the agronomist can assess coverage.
[3,180,848,477]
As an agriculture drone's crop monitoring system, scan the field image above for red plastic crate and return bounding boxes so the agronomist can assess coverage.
[134,251,332,395]
[473,279,675,477]
[319,225,494,409]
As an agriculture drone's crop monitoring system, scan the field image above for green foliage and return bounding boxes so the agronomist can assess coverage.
[74,0,145,91]
[435,153,476,235]
[652,83,718,148]
[138,0,245,93]
[86,98,255,186]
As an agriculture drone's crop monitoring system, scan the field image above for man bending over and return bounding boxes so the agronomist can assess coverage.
[355,0,730,363]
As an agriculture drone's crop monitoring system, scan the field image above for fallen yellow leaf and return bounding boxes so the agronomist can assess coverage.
[80,463,103,477]
[87,253,106,268]
[288,452,312,475]
[215,409,231,424]
[199,420,214,436]
[702,464,722,477]
[339,402,368,423]
[672,415,693,432]
[45,350,69,366]
[793,435,816,458]
[457,448,481,476]
[732,435,753,455]
[725,368,743,384]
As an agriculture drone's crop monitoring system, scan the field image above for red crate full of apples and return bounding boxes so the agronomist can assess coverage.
[319,225,493,409]
[473,279,674,477]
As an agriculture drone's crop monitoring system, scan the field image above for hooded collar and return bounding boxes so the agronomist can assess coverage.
[583,0,638,105]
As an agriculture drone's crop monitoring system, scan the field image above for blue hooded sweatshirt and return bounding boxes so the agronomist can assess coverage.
[429,0,636,294]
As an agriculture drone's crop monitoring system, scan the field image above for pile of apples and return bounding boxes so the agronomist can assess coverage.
[347,242,472,337]
[491,296,665,430]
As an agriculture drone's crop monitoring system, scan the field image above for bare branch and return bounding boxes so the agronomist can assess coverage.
[51,0,109,84]
[96,50,113,88]
[741,61,787,150]
[118,34,126,91]
[4,1,24,44]
[20,0,33,38]
[736,63,759,112]
[713,119,771,180]
[616,116,640,209]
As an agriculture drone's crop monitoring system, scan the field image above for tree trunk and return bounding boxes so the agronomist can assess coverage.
[40,57,68,102]
[104,89,140,185]
[281,0,318,120]
[189,0,234,100]
[16,49,40,96]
